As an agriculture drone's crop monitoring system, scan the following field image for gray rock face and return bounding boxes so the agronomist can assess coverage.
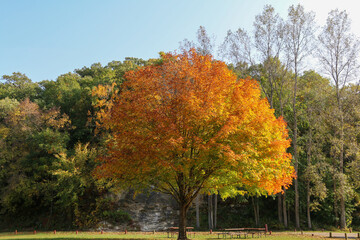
[118,190,179,231]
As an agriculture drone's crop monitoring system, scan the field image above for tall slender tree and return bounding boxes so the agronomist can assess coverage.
[299,70,331,229]
[253,5,291,227]
[219,28,253,65]
[317,9,360,229]
[253,4,285,108]
[285,4,316,229]
[179,26,215,57]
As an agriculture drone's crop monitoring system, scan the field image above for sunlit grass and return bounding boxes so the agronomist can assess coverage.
[0,231,333,240]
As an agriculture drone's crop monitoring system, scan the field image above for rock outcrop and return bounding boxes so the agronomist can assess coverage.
[118,190,179,231]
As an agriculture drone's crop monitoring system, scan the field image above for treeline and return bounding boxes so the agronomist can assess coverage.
[1,3,360,231]
[0,59,151,229]
[190,4,359,230]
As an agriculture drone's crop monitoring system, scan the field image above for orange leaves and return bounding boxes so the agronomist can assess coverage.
[7,98,71,132]
[93,49,295,196]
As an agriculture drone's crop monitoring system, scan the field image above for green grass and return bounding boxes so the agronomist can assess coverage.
[0,232,331,240]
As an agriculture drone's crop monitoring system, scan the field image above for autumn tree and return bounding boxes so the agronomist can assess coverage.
[93,50,294,239]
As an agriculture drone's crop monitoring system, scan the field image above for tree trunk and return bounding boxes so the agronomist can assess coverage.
[283,189,288,228]
[333,163,339,226]
[208,195,213,230]
[256,197,260,226]
[196,195,200,228]
[307,181,311,229]
[340,187,346,229]
[214,194,217,229]
[278,193,283,224]
[307,128,312,229]
[252,197,259,226]
[179,203,189,240]
[287,199,290,225]
[336,87,346,229]
[339,113,346,229]
[293,66,300,230]
[340,190,346,229]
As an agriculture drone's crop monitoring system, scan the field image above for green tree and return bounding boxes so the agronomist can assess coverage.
[317,9,360,229]
[299,70,332,228]
[0,98,70,229]
[285,4,316,229]
[53,143,112,228]
[0,72,40,101]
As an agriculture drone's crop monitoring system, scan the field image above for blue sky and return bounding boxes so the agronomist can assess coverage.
[1,0,359,82]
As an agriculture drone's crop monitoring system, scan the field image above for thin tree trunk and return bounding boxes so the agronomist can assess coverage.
[214,194,217,229]
[287,199,290,225]
[252,197,259,226]
[283,189,288,228]
[335,87,346,229]
[293,64,300,230]
[47,196,53,228]
[340,186,346,229]
[256,197,260,226]
[333,162,339,226]
[208,195,213,230]
[339,111,346,229]
[279,81,285,228]
[307,127,312,229]
[278,194,283,224]
[196,195,200,228]
[333,79,346,229]
[306,181,311,229]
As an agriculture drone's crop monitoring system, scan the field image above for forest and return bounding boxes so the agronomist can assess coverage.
[1,3,360,232]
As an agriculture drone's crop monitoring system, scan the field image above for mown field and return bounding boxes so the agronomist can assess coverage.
[0,231,335,240]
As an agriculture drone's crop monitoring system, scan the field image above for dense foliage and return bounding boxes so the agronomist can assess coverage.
[1,3,360,232]
[93,50,294,239]
[0,58,147,229]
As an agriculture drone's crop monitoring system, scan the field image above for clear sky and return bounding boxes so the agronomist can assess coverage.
[1,0,359,82]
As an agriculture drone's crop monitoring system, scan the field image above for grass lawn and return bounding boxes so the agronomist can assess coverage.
[0,231,332,240]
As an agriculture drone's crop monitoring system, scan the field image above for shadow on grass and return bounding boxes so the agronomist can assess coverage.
[0,238,208,240]
[0,238,217,240]
[0,238,169,240]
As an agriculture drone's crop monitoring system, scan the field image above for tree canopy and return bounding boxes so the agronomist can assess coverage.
[93,50,295,239]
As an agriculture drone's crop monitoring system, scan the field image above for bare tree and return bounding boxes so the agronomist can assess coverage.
[317,9,360,229]
[254,4,284,61]
[179,38,196,52]
[197,26,215,56]
[253,4,285,108]
[285,4,316,229]
[179,26,215,56]
[219,28,253,65]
